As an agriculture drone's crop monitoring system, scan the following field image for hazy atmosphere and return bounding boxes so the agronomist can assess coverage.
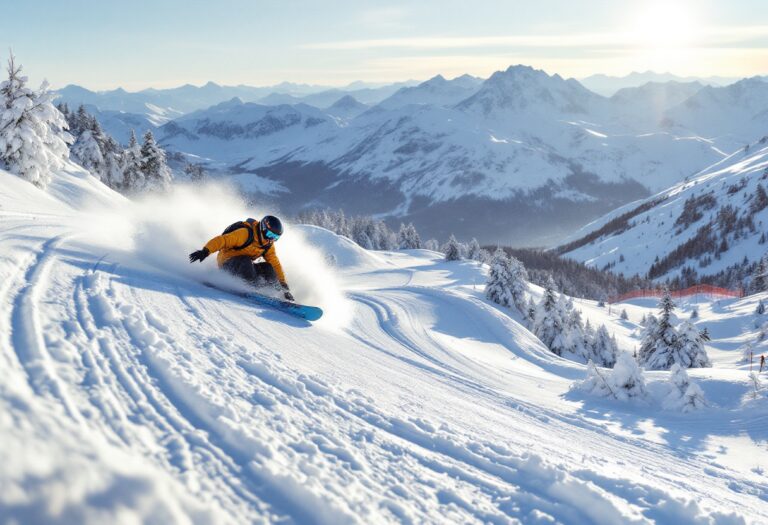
[3,0,767,89]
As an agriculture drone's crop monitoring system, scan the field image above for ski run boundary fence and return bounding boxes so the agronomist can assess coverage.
[609,284,744,304]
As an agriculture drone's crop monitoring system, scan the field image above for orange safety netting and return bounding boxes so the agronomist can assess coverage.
[609,284,744,304]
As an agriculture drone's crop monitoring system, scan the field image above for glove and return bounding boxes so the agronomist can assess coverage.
[189,247,210,263]
[281,283,295,302]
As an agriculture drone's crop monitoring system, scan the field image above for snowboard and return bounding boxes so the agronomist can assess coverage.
[203,282,323,321]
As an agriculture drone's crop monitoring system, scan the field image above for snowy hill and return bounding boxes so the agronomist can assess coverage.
[559,139,768,283]
[2,165,768,523]
[158,66,729,245]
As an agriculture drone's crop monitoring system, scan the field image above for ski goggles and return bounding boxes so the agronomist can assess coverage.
[265,230,281,241]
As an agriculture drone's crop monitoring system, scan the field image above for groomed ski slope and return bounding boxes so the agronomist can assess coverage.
[1,164,767,524]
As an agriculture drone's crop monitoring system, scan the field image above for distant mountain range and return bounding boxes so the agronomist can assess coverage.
[55,67,768,245]
[579,71,739,97]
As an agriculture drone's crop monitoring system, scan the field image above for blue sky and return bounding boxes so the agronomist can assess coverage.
[2,0,766,90]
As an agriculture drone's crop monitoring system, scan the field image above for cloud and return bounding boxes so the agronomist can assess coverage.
[301,25,768,51]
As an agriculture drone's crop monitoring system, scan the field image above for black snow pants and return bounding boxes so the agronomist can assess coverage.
[223,256,279,289]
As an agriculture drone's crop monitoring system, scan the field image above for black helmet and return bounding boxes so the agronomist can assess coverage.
[260,215,283,241]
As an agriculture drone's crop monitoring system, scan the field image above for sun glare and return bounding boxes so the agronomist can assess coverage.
[627,1,700,71]
[630,2,699,47]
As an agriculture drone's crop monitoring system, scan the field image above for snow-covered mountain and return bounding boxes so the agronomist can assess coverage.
[257,80,422,108]
[55,81,333,116]
[580,71,737,96]
[2,165,767,523]
[324,95,369,119]
[375,74,483,109]
[662,77,768,150]
[159,65,728,245]
[559,138,768,283]
[609,81,705,127]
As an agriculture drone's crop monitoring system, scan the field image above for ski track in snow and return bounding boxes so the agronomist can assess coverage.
[2,181,768,523]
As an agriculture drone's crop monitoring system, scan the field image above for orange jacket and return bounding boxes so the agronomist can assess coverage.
[204,224,287,285]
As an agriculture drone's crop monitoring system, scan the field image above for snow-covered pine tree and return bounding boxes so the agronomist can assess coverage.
[562,297,586,358]
[139,130,172,191]
[184,162,206,182]
[485,248,529,314]
[122,130,144,192]
[0,53,70,187]
[70,128,104,178]
[485,248,514,308]
[663,364,706,412]
[757,300,766,315]
[580,352,646,401]
[620,309,628,321]
[533,280,568,355]
[443,235,462,261]
[424,239,440,252]
[753,254,768,294]
[525,296,536,324]
[638,290,680,370]
[675,321,712,368]
[590,325,618,368]
[397,223,421,249]
[690,307,699,320]
[477,248,491,264]
[582,319,595,358]
[101,134,125,189]
[466,238,482,261]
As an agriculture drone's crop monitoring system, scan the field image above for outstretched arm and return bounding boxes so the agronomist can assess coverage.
[189,229,250,263]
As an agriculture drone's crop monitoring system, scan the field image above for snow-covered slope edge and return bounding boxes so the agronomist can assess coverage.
[559,139,768,284]
[1,167,766,523]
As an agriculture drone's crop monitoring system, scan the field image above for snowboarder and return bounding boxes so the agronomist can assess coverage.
[189,215,294,302]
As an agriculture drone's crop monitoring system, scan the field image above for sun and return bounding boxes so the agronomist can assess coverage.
[625,1,700,72]
[629,1,699,50]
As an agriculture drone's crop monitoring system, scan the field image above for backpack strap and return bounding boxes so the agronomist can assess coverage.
[232,218,257,250]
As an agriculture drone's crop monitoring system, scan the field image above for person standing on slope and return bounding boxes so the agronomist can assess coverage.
[188,215,294,302]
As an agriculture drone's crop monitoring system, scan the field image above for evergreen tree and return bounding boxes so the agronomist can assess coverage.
[0,53,70,187]
[751,183,768,213]
[525,296,536,324]
[443,235,462,261]
[121,130,144,191]
[485,248,514,308]
[590,325,618,368]
[485,249,529,313]
[533,280,568,355]
[663,364,707,412]
[638,290,679,369]
[639,291,711,369]
[184,161,206,182]
[139,130,172,191]
[466,238,482,261]
[675,321,712,368]
[424,238,440,252]
[752,254,768,293]
[70,128,104,177]
[397,223,421,249]
[756,300,765,315]
[580,352,647,401]
[620,309,628,321]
